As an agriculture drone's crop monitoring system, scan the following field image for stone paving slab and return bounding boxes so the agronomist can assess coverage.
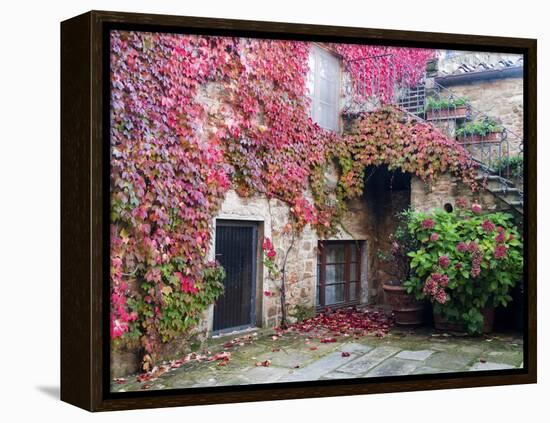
[395,350,435,361]
[255,350,314,368]
[411,366,449,375]
[470,361,517,371]
[238,365,291,384]
[284,348,361,382]
[365,358,420,377]
[336,346,400,376]
[423,351,477,371]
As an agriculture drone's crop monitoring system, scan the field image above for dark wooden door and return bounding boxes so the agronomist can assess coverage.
[213,221,257,332]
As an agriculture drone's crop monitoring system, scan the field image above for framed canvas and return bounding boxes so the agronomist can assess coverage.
[60,10,537,411]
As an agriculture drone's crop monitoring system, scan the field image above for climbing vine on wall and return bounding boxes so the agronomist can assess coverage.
[332,45,434,103]
[109,30,476,358]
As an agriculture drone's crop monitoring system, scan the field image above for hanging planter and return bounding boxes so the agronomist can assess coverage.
[456,131,501,144]
[425,97,469,121]
[456,118,502,144]
[427,106,469,121]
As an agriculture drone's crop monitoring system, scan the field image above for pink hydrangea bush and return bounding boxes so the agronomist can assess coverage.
[404,200,523,334]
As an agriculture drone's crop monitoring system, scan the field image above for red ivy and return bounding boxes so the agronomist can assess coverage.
[109,31,475,356]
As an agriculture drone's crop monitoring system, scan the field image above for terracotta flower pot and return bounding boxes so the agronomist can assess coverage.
[433,306,495,334]
[383,283,425,326]
[456,131,501,144]
[426,106,468,121]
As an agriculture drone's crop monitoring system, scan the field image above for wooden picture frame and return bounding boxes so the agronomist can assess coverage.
[61,10,536,411]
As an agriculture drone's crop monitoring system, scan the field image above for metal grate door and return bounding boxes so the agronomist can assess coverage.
[213,221,257,332]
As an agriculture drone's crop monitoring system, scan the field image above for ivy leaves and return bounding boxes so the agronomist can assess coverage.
[108,31,467,354]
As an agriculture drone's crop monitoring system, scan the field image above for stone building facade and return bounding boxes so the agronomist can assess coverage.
[196,47,507,336]
[111,46,512,377]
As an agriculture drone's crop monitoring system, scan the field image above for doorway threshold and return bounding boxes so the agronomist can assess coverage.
[211,326,260,338]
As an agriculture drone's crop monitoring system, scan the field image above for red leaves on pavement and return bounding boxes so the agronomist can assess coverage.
[222,334,255,350]
[208,351,231,362]
[137,373,152,383]
[119,308,393,389]
[136,365,168,383]
[286,307,393,339]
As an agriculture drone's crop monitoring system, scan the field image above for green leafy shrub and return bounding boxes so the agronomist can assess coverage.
[425,96,467,111]
[403,200,523,334]
[132,262,225,352]
[491,155,523,178]
[378,208,420,284]
[456,117,501,138]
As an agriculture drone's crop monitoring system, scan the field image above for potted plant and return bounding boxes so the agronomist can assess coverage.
[425,97,469,120]
[380,209,425,326]
[456,117,502,143]
[403,200,523,335]
[491,155,523,181]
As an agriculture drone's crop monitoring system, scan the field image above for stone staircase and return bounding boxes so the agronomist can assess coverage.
[398,78,524,216]
[475,170,523,215]
[345,54,524,217]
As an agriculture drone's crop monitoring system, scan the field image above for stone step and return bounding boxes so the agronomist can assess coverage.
[476,174,519,192]
[490,188,522,204]
[491,187,521,195]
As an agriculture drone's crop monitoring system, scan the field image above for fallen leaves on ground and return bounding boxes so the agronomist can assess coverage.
[208,351,231,362]
[116,308,393,387]
[137,365,168,383]
[131,349,234,386]
[277,307,394,341]
[222,334,256,349]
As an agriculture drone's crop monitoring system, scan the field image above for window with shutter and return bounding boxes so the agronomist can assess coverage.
[307,45,341,131]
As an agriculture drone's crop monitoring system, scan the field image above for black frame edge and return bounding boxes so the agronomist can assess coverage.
[60,11,93,411]
[60,10,537,412]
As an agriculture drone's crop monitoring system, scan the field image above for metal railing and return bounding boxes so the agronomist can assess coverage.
[428,81,523,204]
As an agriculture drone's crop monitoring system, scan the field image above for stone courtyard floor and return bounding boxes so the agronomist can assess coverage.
[111,326,523,392]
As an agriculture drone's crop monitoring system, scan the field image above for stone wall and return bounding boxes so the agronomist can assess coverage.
[410,174,498,213]
[438,77,523,155]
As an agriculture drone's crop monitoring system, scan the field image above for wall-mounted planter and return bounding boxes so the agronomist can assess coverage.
[426,106,468,121]
[456,131,501,144]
